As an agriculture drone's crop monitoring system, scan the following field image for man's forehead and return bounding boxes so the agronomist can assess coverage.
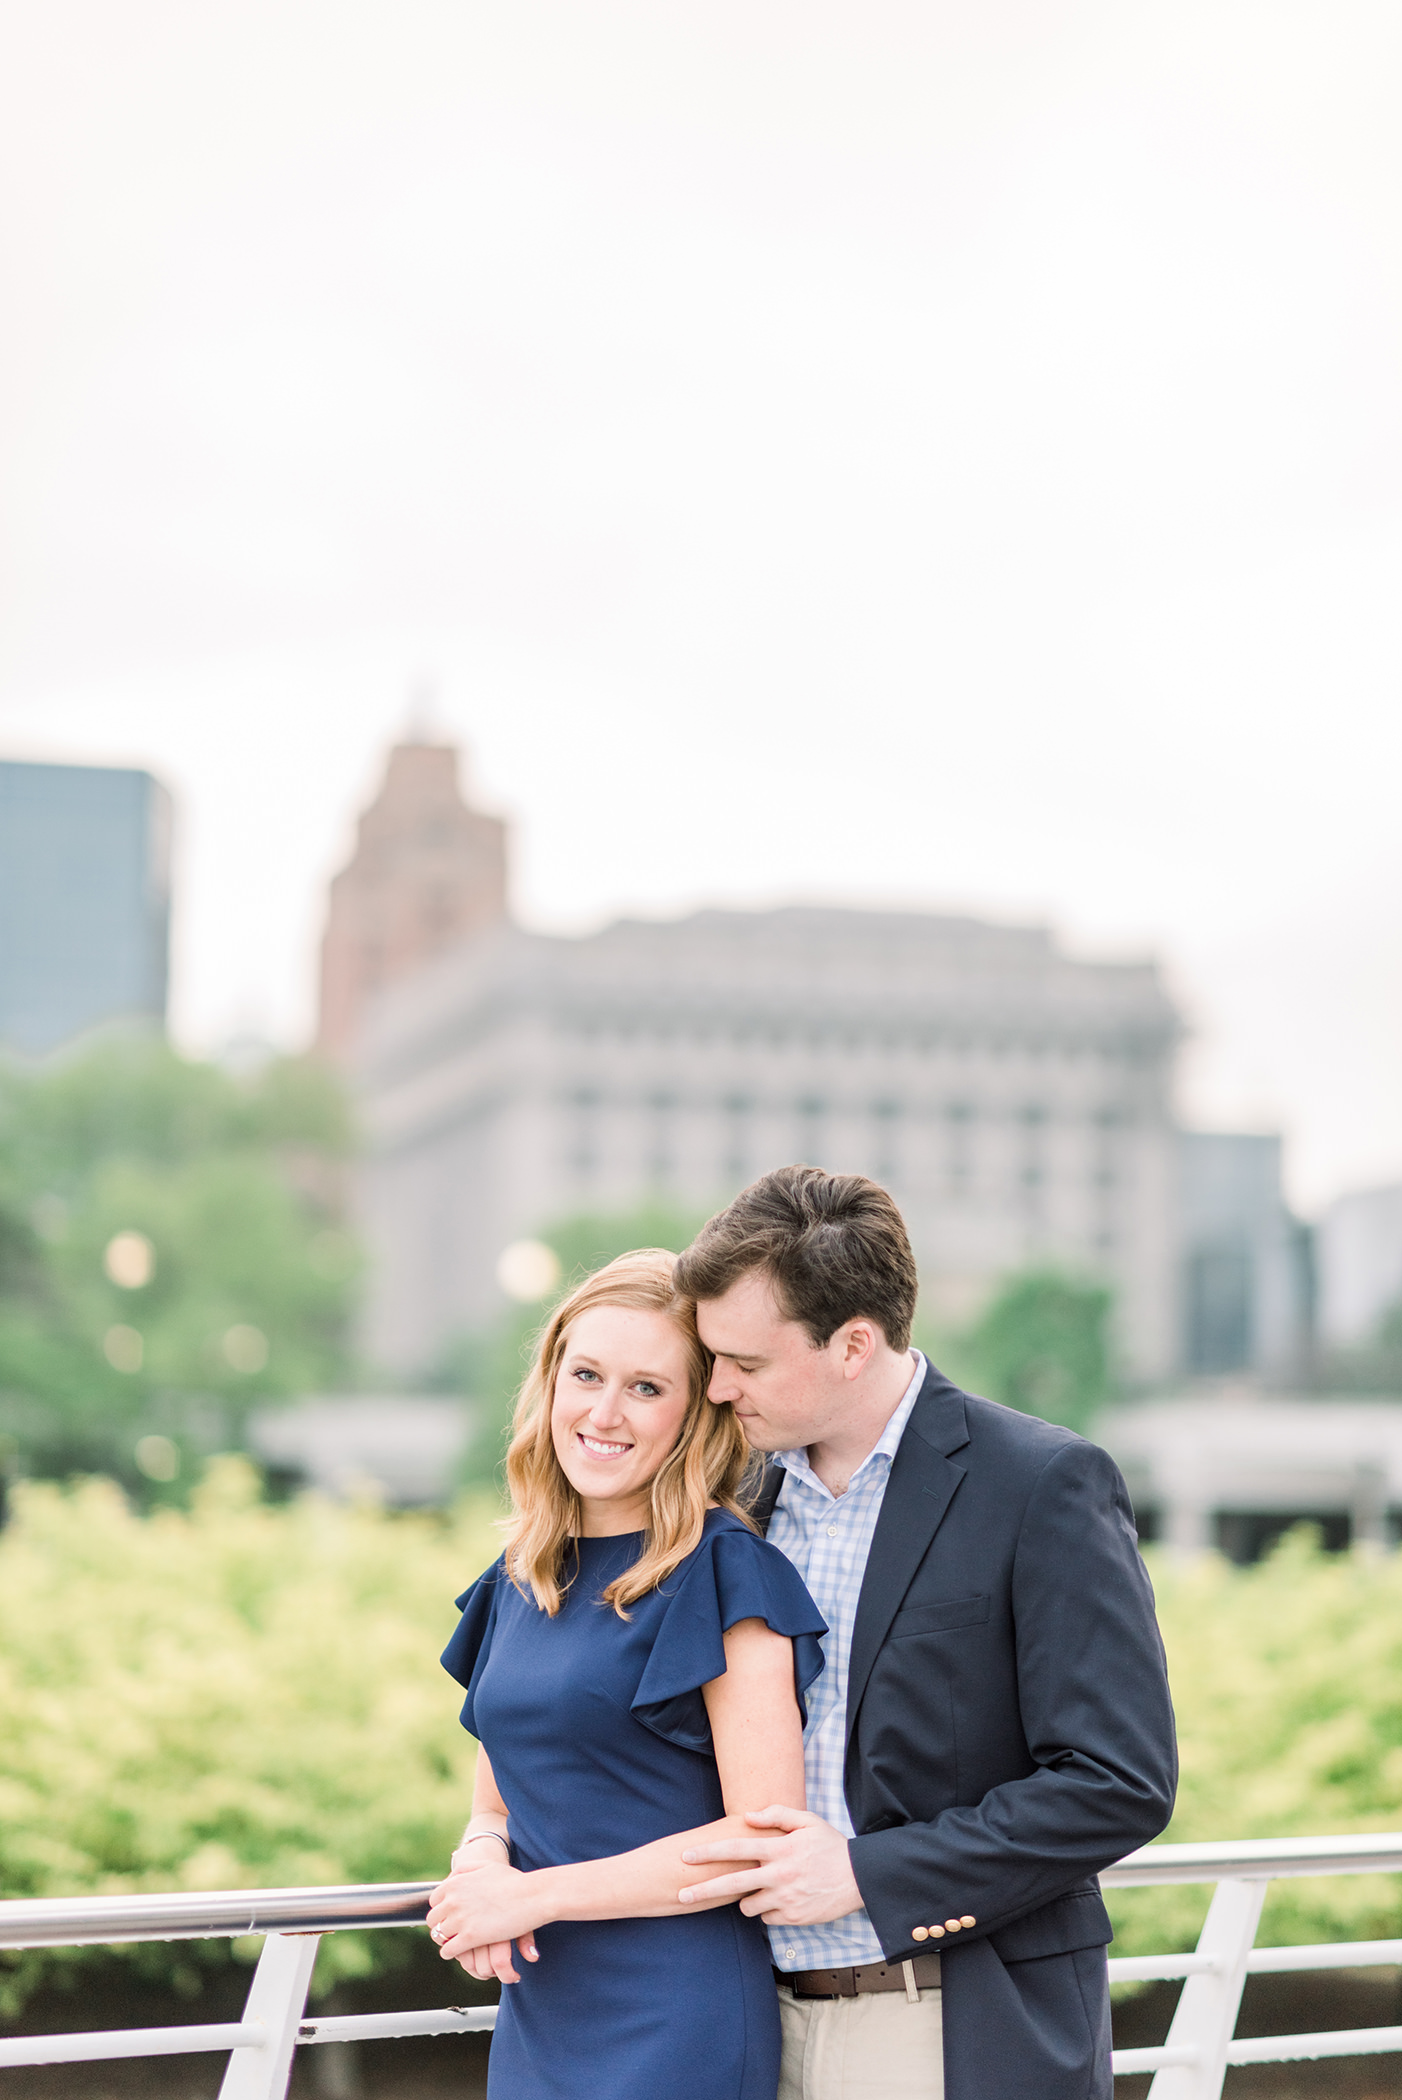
[695,1268,793,1347]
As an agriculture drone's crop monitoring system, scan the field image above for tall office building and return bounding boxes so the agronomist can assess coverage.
[353,902,1183,1380]
[1178,1132,1313,1382]
[1316,1183,1402,1350]
[0,760,172,1056]
[317,742,508,1057]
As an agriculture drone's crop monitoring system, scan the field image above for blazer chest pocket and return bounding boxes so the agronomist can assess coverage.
[889,1595,990,1638]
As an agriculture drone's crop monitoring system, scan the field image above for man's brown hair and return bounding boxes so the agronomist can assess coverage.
[675,1164,918,1352]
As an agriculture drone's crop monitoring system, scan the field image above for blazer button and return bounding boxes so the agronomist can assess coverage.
[929,1925,946,1938]
[911,1927,929,1942]
[960,1916,977,1929]
[944,1919,962,1932]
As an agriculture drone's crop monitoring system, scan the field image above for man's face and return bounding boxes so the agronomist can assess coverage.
[696,1268,849,1453]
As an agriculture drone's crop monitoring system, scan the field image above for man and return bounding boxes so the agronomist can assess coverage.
[674,1165,1176,2100]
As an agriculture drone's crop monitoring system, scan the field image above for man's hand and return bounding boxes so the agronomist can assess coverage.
[678,1806,864,1926]
[427,1864,540,1984]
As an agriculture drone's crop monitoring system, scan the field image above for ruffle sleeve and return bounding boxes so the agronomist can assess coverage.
[440,1556,506,1737]
[630,1522,827,1753]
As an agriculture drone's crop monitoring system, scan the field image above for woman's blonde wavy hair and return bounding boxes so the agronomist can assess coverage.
[502,1248,754,1617]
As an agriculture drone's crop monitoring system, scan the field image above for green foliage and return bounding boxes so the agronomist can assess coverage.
[1321,1294,1402,1395]
[0,1461,496,2012]
[1108,1531,1402,1957]
[437,1203,707,1485]
[0,1041,361,1488]
[928,1269,1113,1434]
[3,1478,1402,2006]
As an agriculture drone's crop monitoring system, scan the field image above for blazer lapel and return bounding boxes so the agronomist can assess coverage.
[749,1459,786,1537]
[845,1369,971,1739]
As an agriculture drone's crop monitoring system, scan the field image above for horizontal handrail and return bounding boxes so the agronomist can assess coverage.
[0,2022,263,2069]
[1226,2022,1402,2066]
[7,1836,1402,2093]
[0,1881,433,1950]
[0,2007,501,2072]
[1103,1832,1402,1885]
[298,2007,499,2045]
[6,1832,1399,1948]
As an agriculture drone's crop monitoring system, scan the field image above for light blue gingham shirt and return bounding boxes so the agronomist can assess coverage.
[766,1351,927,1972]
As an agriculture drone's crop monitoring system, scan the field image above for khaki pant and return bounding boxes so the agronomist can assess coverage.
[776,1981,944,2100]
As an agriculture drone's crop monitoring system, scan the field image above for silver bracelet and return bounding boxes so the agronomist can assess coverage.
[463,1830,510,1856]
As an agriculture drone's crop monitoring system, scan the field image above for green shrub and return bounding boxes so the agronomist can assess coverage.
[0,1461,496,2012]
[3,1471,1401,2012]
[1109,1532,1402,1957]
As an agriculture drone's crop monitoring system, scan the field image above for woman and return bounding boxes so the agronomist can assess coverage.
[427,1249,825,2100]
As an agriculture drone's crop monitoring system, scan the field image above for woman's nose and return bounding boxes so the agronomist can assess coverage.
[587,1384,627,1426]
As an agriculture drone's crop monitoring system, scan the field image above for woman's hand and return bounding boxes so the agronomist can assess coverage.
[449,1833,514,1875]
[427,1863,543,1983]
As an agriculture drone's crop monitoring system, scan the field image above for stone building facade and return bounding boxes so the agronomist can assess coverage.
[317,742,507,1057]
[352,897,1183,1381]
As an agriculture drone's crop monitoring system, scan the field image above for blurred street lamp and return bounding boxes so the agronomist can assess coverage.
[104,1231,155,1289]
[496,1239,562,1303]
[134,1435,179,1482]
[104,1325,144,1373]
[221,1324,269,1373]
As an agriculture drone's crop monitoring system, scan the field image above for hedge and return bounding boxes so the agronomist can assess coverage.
[2,1471,1399,2010]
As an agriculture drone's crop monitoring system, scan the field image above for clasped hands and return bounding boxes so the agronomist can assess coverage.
[426,1807,862,1986]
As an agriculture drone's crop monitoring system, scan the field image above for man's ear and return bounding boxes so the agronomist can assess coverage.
[838,1319,879,1378]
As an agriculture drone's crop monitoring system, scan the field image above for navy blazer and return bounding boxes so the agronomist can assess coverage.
[754,1362,1177,2100]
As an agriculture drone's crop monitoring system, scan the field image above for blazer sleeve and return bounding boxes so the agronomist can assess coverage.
[848,1438,1177,1956]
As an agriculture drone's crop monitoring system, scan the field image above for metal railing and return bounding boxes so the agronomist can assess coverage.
[1102,1833,1402,2092]
[2,1835,1402,2097]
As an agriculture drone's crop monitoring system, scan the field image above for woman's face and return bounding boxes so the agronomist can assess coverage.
[551,1302,695,1534]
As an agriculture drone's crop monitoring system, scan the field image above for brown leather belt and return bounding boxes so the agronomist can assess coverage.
[776,1953,942,1998]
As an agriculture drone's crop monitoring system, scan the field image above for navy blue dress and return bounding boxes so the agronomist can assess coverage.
[441,1509,826,2100]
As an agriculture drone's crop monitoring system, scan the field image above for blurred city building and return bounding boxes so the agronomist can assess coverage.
[330,745,1185,1378]
[317,741,508,1057]
[247,1395,475,1504]
[1099,1392,1402,1560]
[0,759,171,1056]
[327,739,1327,1392]
[1178,1132,1314,1383]
[1316,1183,1402,1350]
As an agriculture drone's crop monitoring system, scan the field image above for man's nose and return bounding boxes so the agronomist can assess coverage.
[708,1364,740,1404]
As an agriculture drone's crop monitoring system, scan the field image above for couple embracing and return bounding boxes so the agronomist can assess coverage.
[427,1167,1177,2100]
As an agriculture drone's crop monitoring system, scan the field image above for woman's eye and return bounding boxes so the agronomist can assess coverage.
[572,1367,600,1383]
[635,1381,660,1398]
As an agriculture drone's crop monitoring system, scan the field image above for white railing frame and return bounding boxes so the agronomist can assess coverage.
[3,1835,1402,2098]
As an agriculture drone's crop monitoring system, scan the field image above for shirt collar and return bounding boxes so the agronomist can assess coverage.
[776,1350,928,1497]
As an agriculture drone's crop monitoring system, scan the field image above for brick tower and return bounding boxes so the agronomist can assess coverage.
[317,741,508,1057]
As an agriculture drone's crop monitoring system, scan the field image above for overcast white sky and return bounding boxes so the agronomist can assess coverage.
[1,0,1399,1213]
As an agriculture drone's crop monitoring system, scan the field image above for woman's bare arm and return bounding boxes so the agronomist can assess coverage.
[452,1745,513,1866]
[427,1618,805,1972]
[444,1745,538,1978]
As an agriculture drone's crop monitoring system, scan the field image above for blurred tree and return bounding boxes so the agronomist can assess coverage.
[0,1040,361,1490]
[1320,1295,1402,1395]
[435,1202,707,1486]
[930,1268,1115,1436]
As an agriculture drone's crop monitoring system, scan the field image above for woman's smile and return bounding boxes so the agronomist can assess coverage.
[550,1303,693,1531]
[577,1431,634,1461]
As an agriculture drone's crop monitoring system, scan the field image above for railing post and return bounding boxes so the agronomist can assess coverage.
[1148,1877,1266,2100]
[218,1932,321,2100]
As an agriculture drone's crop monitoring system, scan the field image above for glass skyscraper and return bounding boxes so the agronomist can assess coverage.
[0,759,172,1055]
